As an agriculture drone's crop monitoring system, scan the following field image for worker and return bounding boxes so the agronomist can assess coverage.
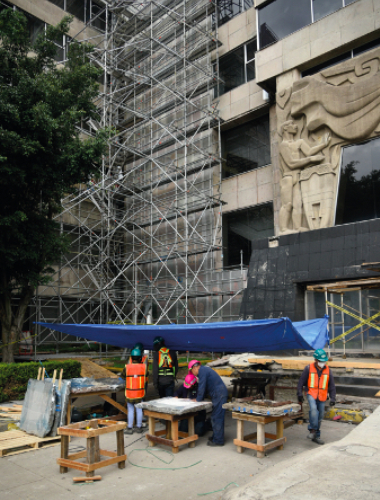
[124,347,148,434]
[174,373,207,436]
[297,349,336,445]
[152,336,178,398]
[189,360,228,447]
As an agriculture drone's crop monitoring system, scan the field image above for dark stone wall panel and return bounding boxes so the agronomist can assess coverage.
[240,221,380,321]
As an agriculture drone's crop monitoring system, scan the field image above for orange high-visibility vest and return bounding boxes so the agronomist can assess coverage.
[125,362,146,400]
[307,363,330,401]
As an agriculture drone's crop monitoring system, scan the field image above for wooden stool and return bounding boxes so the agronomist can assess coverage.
[57,419,127,477]
[232,412,288,458]
[144,410,199,453]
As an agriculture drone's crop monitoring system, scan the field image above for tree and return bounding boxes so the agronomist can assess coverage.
[0,9,109,362]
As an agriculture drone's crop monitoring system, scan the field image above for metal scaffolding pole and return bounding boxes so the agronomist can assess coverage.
[26,0,248,349]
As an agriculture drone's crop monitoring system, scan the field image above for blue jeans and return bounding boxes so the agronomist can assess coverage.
[210,394,228,445]
[307,394,325,438]
[127,402,143,429]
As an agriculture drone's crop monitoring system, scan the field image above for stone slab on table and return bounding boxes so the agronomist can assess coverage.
[223,401,301,417]
[69,377,124,394]
[136,397,212,415]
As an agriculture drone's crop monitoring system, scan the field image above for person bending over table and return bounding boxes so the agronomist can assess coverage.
[189,360,228,447]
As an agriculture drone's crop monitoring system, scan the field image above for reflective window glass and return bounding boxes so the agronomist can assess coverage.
[258,0,311,49]
[67,0,85,22]
[344,0,357,4]
[246,39,257,61]
[218,46,245,94]
[222,115,270,179]
[25,13,45,45]
[223,204,274,268]
[335,138,380,224]
[313,0,342,22]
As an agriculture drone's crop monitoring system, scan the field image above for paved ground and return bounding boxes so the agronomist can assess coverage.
[0,412,353,500]
[222,406,380,500]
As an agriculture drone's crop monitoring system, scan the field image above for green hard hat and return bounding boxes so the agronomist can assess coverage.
[153,336,164,345]
[133,342,144,351]
[313,349,328,362]
[131,347,142,357]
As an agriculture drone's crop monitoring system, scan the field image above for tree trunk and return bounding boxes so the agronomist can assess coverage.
[0,284,35,363]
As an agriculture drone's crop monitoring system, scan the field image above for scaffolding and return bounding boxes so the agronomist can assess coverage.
[26,0,247,349]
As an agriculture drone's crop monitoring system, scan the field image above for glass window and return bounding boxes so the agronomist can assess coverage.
[216,0,253,27]
[335,138,380,225]
[217,39,256,96]
[25,12,45,45]
[313,0,342,22]
[218,46,245,95]
[66,0,85,22]
[90,1,106,32]
[258,0,311,49]
[222,115,270,179]
[223,204,274,267]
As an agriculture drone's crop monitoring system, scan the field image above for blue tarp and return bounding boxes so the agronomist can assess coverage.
[37,316,329,353]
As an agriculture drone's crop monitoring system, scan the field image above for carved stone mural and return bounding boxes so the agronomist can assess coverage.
[276,47,380,235]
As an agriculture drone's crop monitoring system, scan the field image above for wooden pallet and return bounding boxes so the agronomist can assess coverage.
[0,412,22,420]
[0,430,61,457]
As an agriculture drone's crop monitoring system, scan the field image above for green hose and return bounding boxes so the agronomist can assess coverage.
[128,447,202,470]
[197,482,240,496]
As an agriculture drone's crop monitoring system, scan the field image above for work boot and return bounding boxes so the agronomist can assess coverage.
[207,440,224,447]
[124,427,133,435]
[135,427,144,433]
[307,430,316,440]
[312,437,325,445]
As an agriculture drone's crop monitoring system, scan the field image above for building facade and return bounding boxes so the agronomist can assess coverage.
[2,0,380,353]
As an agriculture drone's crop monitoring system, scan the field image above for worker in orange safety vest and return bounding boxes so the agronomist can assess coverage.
[124,347,148,435]
[297,349,336,445]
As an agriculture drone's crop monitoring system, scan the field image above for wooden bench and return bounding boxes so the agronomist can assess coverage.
[144,409,199,453]
[57,419,127,477]
[232,412,301,458]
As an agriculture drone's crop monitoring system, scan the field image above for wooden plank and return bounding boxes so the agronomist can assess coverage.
[233,437,286,453]
[60,435,69,473]
[256,423,265,459]
[148,416,155,448]
[116,429,125,470]
[67,450,87,460]
[87,437,96,477]
[258,437,286,453]
[145,433,197,448]
[98,395,128,416]
[99,449,117,458]
[155,429,167,437]
[144,410,175,421]
[73,476,102,483]
[171,420,179,454]
[57,458,89,472]
[236,419,244,454]
[146,434,173,447]
[247,357,380,370]
[87,455,126,472]
[188,416,195,449]
[276,417,284,451]
[232,412,280,424]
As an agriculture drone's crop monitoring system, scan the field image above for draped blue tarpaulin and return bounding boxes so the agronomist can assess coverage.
[37,316,329,352]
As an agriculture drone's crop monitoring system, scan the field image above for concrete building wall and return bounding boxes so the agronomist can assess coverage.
[256,0,380,87]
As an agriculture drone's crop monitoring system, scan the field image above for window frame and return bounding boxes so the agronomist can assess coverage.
[258,0,358,50]
[216,38,257,97]
[216,0,254,28]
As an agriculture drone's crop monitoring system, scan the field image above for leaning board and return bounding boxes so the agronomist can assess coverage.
[0,430,61,457]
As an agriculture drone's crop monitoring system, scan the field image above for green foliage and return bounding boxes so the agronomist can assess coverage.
[0,9,110,361]
[0,360,81,402]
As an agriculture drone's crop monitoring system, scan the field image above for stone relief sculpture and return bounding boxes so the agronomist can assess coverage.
[276,48,380,235]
